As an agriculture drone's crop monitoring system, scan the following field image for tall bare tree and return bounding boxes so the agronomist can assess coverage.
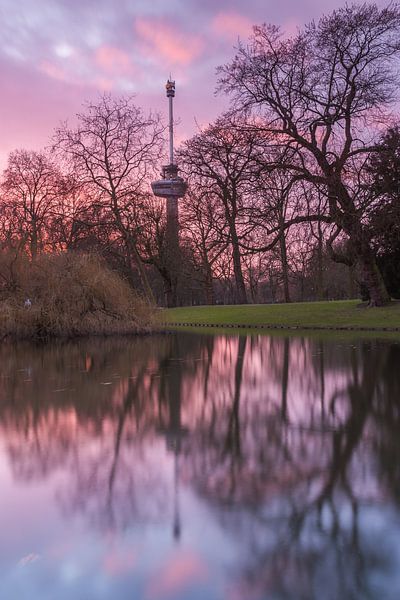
[179,115,263,304]
[218,2,400,305]
[180,189,229,304]
[54,94,164,301]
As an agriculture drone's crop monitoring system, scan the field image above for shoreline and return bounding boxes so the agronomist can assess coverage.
[0,323,152,343]
[162,321,400,333]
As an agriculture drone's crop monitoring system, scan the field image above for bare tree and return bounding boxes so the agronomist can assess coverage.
[45,175,102,252]
[179,115,264,304]
[180,189,229,304]
[54,94,164,301]
[218,2,400,305]
[253,170,307,302]
[2,150,62,257]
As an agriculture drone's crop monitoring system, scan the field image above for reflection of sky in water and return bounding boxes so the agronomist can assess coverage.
[0,447,239,600]
[0,333,399,599]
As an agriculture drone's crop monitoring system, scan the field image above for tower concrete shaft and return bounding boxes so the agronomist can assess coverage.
[151,80,187,307]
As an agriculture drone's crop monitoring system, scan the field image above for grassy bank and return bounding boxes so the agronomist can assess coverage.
[0,252,153,339]
[160,300,400,331]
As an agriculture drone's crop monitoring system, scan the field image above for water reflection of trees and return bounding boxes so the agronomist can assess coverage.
[184,336,400,599]
[0,333,400,597]
[0,335,207,530]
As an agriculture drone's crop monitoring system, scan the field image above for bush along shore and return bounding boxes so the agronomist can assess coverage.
[0,252,154,340]
[160,301,400,333]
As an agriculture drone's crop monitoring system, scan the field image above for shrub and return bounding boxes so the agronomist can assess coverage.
[0,252,154,338]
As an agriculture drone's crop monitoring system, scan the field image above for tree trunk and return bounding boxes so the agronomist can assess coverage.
[112,197,154,304]
[300,272,305,302]
[249,271,258,304]
[329,181,390,306]
[164,276,177,308]
[31,222,38,259]
[269,271,276,303]
[204,266,214,305]
[348,218,390,306]
[348,264,356,299]
[357,247,390,306]
[230,227,247,304]
[127,238,155,304]
[316,221,324,300]
[279,225,291,303]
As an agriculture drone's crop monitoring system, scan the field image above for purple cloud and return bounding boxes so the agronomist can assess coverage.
[0,0,393,167]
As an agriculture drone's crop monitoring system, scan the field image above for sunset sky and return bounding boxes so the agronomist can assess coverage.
[0,0,389,167]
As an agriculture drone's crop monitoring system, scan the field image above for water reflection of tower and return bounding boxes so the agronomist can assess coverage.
[151,80,187,308]
[158,353,188,542]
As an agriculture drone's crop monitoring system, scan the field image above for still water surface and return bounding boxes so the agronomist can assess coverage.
[0,332,400,600]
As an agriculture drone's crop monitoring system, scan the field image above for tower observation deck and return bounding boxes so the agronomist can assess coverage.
[151,80,187,307]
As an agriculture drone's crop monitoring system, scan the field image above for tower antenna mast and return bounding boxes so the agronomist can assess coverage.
[166,77,174,164]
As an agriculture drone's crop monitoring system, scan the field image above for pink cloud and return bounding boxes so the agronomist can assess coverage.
[93,77,114,91]
[212,11,253,40]
[39,61,68,82]
[103,549,137,576]
[135,18,203,66]
[95,46,132,74]
[145,551,208,599]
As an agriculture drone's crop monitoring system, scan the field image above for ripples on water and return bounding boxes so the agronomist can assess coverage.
[0,332,400,599]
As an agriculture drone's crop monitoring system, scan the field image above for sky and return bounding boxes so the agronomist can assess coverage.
[0,0,390,168]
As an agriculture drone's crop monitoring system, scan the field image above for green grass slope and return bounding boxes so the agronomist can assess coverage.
[160,300,400,331]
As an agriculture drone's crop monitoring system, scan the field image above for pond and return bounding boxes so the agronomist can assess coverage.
[0,332,400,600]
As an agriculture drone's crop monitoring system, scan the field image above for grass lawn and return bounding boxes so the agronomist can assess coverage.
[159,300,400,331]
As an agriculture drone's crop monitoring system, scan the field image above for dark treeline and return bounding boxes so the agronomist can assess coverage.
[1,2,399,307]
